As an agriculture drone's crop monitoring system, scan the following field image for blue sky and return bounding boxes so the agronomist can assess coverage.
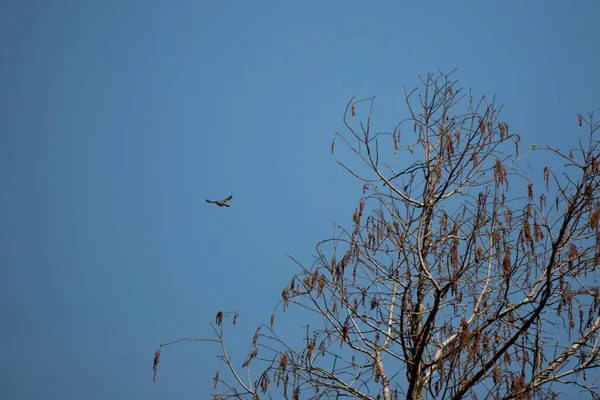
[1,1,598,399]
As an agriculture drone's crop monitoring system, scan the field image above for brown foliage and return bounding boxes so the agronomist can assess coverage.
[152,348,160,383]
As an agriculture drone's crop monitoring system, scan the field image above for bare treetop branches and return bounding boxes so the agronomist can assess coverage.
[158,71,600,400]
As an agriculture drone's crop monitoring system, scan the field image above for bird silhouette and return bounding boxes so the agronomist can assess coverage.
[205,195,233,208]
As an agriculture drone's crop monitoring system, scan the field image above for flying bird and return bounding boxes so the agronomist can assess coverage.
[206,195,233,208]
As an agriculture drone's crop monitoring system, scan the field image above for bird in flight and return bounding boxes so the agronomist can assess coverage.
[205,195,233,208]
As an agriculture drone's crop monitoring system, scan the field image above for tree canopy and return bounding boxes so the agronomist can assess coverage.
[155,71,600,400]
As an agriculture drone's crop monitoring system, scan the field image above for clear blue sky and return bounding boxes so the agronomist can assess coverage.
[1,1,598,399]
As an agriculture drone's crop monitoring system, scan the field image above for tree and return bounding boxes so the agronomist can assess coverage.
[154,71,600,399]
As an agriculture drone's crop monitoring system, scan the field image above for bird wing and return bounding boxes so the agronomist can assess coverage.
[205,199,217,203]
[221,195,233,203]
